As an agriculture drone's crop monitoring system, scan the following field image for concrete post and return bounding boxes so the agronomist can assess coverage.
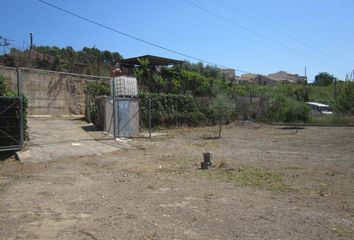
[17,68,24,146]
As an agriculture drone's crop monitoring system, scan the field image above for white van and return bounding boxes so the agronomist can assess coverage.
[306,102,333,115]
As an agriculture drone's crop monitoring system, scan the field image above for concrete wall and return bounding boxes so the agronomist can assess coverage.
[0,66,110,115]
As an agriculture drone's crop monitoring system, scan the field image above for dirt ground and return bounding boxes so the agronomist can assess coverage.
[0,122,353,240]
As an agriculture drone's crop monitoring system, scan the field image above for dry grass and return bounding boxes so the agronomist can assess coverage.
[199,164,292,192]
[331,225,354,238]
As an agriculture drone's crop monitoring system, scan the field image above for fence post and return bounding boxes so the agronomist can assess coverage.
[85,93,91,122]
[148,98,152,139]
[17,68,24,146]
[112,78,117,139]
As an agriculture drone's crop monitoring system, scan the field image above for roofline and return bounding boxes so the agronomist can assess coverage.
[119,55,184,66]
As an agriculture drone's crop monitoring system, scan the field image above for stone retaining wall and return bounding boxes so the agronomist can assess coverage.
[0,66,110,115]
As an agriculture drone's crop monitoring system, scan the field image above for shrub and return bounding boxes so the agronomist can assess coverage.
[0,74,28,142]
[266,96,310,123]
[0,75,15,97]
[139,92,206,127]
[85,81,110,122]
[335,81,354,114]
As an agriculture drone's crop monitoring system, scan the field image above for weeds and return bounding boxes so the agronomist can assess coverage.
[331,225,354,238]
[310,115,354,125]
[199,165,291,192]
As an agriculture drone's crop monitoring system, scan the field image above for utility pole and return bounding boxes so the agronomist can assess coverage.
[304,66,307,83]
[334,77,337,102]
[29,33,33,50]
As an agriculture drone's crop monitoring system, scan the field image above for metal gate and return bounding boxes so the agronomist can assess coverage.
[116,98,139,138]
[93,96,142,138]
[0,96,24,151]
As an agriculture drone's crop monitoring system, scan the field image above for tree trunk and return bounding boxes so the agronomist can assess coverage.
[218,116,223,138]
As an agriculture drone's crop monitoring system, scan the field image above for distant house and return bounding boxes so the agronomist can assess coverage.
[267,71,306,83]
[233,71,306,85]
[251,74,276,85]
[234,76,253,84]
[237,74,275,85]
[219,68,236,83]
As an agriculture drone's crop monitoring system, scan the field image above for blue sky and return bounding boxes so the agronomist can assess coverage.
[2,0,354,81]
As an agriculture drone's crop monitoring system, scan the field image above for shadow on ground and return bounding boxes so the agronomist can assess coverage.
[0,151,16,161]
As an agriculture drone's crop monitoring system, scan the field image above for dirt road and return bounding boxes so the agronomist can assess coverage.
[1,122,353,239]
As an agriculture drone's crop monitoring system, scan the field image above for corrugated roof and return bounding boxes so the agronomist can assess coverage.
[119,55,184,66]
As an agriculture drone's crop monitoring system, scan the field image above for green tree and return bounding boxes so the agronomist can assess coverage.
[314,72,335,86]
[335,81,354,114]
[266,96,310,126]
[133,58,152,91]
[3,45,123,76]
[210,93,234,138]
[0,36,11,54]
[0,75,14,96]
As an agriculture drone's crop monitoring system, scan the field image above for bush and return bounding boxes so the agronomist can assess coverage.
[266,96,310,123]
[310,115,354,125]
[0,74,28,142]
[0,75,15,97]
[85,81,110,122]
[85,81,110,96]
[139,92,206,127]
[335,81,354,114]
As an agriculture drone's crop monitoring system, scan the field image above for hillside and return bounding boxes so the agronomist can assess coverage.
[0,46,123,77]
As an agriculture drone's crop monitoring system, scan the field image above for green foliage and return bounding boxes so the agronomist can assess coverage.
[133,58,150,86]
[0,74,28,141]
[21,94,29,140]
[283,99,310,123]
[335,81,354,114]
[200,166,291,191]
[3,45,123,76]
[139,92,205,127]
[85,81,110,96]
[164,67,215,96]
[266,96,310,123]
[209,92,234,137]
[209,93,234,122]
[85,81,110,118]
[310,115,354,125]
[307,84,333,104]
[293,85,311,101]
[180,61,222,79]
[314,72,335,86]
[0,75,15,96]
[134,58,170,93]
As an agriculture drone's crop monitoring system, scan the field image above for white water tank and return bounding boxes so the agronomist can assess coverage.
[110,76,138,97]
